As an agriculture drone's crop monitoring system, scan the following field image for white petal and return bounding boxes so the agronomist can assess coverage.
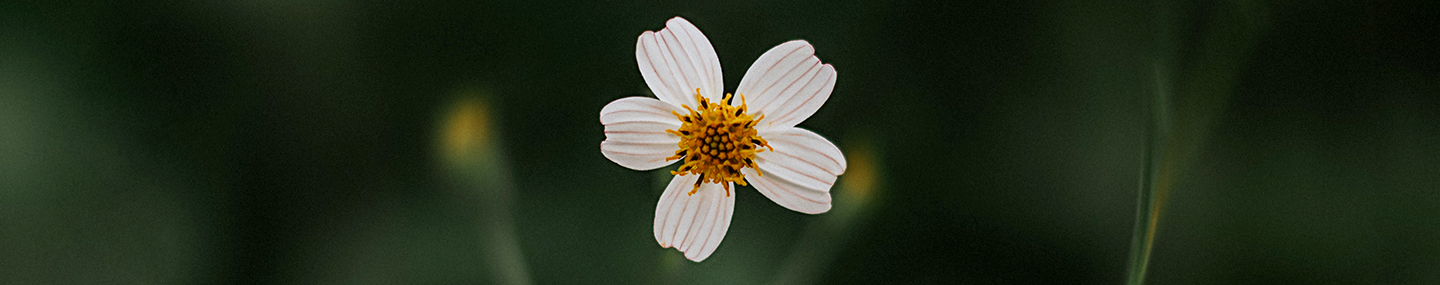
[734,40,837,131]
[600,97,682,170]
[600,96,684,125]
[636,17,724,109]
[654,174,735,262]
[744,127,846,214]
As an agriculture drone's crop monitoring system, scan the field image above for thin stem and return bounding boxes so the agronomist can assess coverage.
[1125,64,1171,285]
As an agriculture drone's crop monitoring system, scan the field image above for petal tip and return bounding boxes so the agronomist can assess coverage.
[685,252,710,262]
[802,199,832,215]
[667,16,692,26]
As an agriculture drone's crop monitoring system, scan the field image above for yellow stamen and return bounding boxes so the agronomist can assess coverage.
[666,88,773,196]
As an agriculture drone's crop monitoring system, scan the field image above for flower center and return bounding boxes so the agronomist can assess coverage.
[666,89,773,196]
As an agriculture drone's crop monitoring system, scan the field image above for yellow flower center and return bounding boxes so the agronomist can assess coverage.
[666,89,773,196]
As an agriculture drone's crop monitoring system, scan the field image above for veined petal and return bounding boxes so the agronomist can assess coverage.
[600,97,683,170]
[600,96,684,125]
[734,40,837,131]
[743,168,829,214]
[745,127,846,214]
[604,120,677,144]
[654,174,734,262]
[636,17,724,108]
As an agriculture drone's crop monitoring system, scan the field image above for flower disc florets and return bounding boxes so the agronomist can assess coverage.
[666,89,773,196]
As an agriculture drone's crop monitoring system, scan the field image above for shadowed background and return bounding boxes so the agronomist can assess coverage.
[2,0,1437,284]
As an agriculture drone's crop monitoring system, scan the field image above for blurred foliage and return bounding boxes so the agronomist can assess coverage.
[1,0,1437,284]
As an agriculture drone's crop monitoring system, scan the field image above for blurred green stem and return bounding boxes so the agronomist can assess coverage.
[1126,1,1265,283]
[440,94,532,285]
[772,188,864,285]
[1125,64,1171,285]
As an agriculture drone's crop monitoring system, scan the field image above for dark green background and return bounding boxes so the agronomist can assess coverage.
[3,0,1437,284]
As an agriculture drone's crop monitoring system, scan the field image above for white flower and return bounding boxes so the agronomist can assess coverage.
[599,17,847,262]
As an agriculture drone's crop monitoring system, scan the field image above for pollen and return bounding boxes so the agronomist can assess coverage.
[666,89,773,197]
